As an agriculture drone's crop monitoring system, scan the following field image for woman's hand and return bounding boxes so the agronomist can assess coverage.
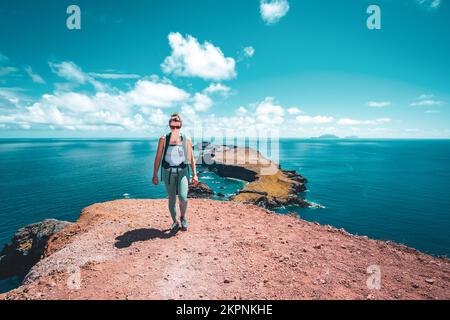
[152,175,159,185]
[191,174,199,187]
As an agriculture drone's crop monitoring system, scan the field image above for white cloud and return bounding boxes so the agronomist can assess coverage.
[337,118,391,126]
[410,99,444,107]
[42,92,97,113]
[425,110,440,114]
[0,87,27,106]
[236,106,248,116]
[287,107,303,115]
[145,108,168,126]
[180,105,199,123]
[191,93,213,112]
[161,32,236,81]
[0,73,192,132]
[49,61,106,91]
[367,101,391,108]
[25,66,46,84]
[260,0,290,25]
[255,97,285,124]
[410,94,445,107]
[126,79,190,108]
[243,46,255,58]
[88,72,140,79]
[296,115,334,125]
[49,61,88,83]
[203,83,232,96]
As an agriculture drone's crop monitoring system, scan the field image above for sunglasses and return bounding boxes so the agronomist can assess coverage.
[170,125,181,129]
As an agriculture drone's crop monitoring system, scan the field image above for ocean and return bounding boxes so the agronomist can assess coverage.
[1,138,449,293]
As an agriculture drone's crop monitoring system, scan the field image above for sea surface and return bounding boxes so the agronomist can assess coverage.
[1,138,449,293]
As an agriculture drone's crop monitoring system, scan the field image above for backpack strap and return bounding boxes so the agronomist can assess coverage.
[160,133,171,182]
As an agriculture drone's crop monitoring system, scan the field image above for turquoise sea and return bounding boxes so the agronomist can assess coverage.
[0,138,449,293]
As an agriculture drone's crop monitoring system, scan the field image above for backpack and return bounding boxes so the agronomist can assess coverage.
[160,132,190,184]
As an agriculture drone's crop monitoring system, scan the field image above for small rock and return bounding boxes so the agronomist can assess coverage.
[224,279,232,284]
[425,278,435,284]
[313,244,322,249]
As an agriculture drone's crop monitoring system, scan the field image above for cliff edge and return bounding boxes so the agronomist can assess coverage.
[1,199,448,300]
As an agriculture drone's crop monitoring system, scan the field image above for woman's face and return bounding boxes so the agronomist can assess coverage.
[169,118,181,131]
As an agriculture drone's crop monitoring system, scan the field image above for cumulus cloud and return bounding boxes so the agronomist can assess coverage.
[191,93,213,112]
[260,0,290,24]
[142,108,168,126]
[203,83,232,96]
[161,32,236,81]
[126,79,190,108]
[25,66,46,84]
[236,106,248,116]
[255,97,285,124]
[0,69,191,132]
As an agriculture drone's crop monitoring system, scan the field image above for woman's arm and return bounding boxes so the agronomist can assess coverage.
[187,138,198,184]
[152,136,165,184]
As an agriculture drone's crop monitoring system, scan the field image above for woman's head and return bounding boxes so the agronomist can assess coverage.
[169,113,182,131]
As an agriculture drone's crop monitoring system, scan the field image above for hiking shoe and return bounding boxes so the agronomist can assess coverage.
[180,217,188,231]
[170,222,179,233]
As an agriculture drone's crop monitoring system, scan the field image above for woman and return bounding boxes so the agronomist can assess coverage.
[152,113,198,233]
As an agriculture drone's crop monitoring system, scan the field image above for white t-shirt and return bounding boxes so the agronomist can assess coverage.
[165,144,186,167]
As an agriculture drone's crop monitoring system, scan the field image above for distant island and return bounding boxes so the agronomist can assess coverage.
[310,134,360,140]
[310,134,340,139]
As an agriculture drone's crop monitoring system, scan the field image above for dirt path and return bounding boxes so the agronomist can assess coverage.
[1,199,448,300]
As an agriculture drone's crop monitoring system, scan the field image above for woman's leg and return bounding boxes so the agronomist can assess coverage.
[162,168,178,223]
[178,167,189,219]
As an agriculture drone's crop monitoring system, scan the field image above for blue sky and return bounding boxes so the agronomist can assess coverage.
[0,0,449,138]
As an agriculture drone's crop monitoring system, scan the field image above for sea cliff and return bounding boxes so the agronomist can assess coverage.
[1,199,448,300]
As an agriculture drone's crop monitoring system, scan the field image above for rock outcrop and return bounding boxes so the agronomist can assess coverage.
[197,143,310,209]
[0,219,72,280]
[1,199,448,300]
[187,181,214,199]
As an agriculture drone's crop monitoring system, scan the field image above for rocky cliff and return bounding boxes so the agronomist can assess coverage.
[1,199,448,300]
[0,219,72,280]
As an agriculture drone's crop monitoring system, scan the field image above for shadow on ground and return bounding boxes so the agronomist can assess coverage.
[114,228,177,248]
